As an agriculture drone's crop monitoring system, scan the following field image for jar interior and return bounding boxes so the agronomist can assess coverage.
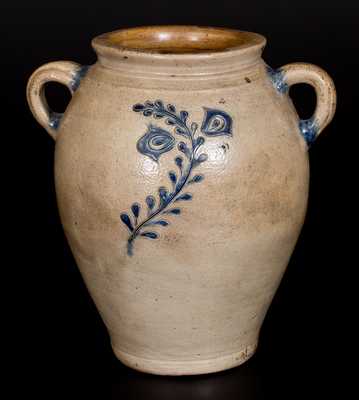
[105,26,259,54]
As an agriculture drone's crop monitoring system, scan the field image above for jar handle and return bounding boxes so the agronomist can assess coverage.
[272,63,336,146]
[26,61,88,140]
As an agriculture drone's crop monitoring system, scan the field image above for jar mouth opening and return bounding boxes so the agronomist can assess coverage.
[93,26,265,55]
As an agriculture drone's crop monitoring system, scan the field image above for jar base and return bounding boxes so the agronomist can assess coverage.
[112,343,257,376]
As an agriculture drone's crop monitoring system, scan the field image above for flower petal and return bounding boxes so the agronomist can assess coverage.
[201,108,233,136]
[137,124,175,162]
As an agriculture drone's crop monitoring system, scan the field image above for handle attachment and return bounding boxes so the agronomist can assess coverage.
[268,63,336,146]
[26,61,89,140]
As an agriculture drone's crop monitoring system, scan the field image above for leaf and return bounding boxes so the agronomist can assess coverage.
[195,136,205,148]
[175,127,187,136]
[146,195,155,210]
[188,174,204,184]
[143,109,153,117]
[154,100,164,109]
[153,112,164,119]
[151,219,169,226]
[144,101,154,107]
[175,156,183,170]
[120,213,134,232]
[158,187,169,205]
[175,193,192,202]
[165,118,176,125]
[127,240,134,256]
[143,220,168,227]
[196,153,208,163]
[133,104,145,112]
[192,153,207,168]
[169,171,177,185]
[178,142,187,151]
[163,208,181,215]
[167,104,176,112]
[191,122,198,133]
[131,203,140,218]
[141,231,158,239]
[180,111,188,122]
[178,142,191,158]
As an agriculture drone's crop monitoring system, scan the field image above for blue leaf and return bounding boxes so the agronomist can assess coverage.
[178,142,187,151]
[175,193,192,202]
[133,104,145,112]
[143,109,153,117]
[192,153,208,168]
[163,208,181,215]
[178,142,191,158]
[195,136,205,148]
[166,118,176,125]
[180,111,188,122]
[197,153,208,163]
[146,195,155,210]
[127,240,134,256]
[120,213,134,232]
[153,112,164,119]
[175,156,183,170]
[167,104,176,112]
[149,220,169,226]
[191,122,198,133]
[154,100,164,109]
[169,171,177,184]
[131,203,140,218]
[143,220,169,227]
[159,187,169,205]
[188,174,204,184]
[141,231,158,239]
[175,127,187,136]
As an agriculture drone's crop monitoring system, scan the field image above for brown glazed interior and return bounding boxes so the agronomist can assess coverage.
[95,26,265,54]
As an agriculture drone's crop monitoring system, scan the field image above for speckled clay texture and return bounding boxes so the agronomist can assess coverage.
[26,26,336,375]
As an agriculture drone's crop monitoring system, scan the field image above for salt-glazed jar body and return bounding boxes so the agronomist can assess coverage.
[27,26,336,375]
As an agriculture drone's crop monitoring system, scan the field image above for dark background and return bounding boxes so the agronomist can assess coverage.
[3,1,357,398]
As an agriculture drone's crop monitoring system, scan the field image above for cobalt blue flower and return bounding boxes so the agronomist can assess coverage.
[122,100,233,256]
[137,124,175,162]
[201,107,233,136]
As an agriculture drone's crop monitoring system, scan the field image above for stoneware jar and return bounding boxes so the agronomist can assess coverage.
[27,26,336,375]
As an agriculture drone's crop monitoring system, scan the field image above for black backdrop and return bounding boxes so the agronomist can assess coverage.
[3,1,357,398]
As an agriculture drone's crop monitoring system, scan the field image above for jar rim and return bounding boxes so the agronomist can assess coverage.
[92,26,266,78]
[92,26,266,56]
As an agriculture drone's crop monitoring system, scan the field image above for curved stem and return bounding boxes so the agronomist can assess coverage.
[156,107,192,138]
[128,126,196,250]
[128,154,194,243]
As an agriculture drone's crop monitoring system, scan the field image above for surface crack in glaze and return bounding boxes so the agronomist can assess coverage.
[120,100,233,256]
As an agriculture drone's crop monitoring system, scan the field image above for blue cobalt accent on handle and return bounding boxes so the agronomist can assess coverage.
[299,117,318,146]
[70,65,90,92]
[266,66,289,94]
[49,112,63,130]
[49,65,90,131]
[120,100,233,256]
[266,65,319,146]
